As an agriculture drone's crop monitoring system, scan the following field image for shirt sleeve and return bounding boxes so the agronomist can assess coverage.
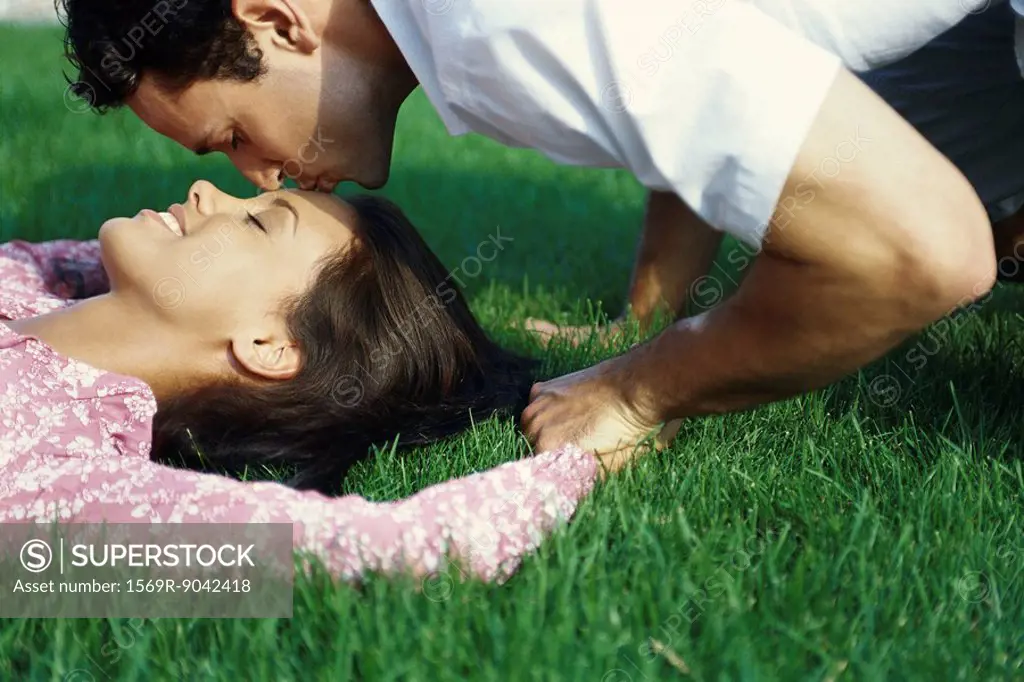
[421,0,845,246]
[0,444,598,584]
[748,0,993,72]
[603,0,844,246]
[1,240,109,299]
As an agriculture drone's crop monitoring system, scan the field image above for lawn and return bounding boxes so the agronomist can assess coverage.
[2,23,1023,682]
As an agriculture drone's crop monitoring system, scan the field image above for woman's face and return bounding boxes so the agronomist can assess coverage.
[98,180,358,378]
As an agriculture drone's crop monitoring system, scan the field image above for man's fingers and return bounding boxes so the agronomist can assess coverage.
[593,439,649,474]
[532,429,563,455]
[520,397,552,446]
[599,448,636,474]
[528,381,547,402]
[655,419,683,450]
[530,414,578,455]
[522,318,625,349]
[524,317,555,333]
[520,404,538,436]
[523,318,566,347]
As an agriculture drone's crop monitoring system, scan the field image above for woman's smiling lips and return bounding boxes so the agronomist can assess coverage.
[138,208,183,236]
[168,203,187,234]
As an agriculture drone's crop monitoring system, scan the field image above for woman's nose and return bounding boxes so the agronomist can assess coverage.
[187,179,220,215]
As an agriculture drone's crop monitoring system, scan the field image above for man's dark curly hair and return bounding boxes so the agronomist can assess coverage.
[58,0,266,110]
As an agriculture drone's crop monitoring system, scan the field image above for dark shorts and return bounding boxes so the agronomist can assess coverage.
[859,1,1024,223]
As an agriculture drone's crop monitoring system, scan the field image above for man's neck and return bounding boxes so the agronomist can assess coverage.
[354,0,420,94]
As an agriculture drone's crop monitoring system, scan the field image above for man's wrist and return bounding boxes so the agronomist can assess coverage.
[621,298,670,332]
[608,334,681,426]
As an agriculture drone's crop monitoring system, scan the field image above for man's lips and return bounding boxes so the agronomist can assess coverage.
[297,176,339,192]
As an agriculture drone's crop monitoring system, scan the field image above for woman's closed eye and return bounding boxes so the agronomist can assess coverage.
[245,211,269,233]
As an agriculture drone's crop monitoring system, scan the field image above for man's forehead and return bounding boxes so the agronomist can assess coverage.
[126,77,217,153]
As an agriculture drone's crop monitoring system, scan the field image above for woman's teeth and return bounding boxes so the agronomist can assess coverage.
[158,211,183,236]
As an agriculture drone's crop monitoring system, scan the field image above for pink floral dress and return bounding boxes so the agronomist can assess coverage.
[0,239,598,583]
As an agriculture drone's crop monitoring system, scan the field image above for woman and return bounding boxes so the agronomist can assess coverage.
[0,180,599,583]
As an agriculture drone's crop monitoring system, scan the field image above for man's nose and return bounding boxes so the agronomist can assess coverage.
[245,166,283,192]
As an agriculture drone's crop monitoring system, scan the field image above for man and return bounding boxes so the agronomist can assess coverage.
[61,0,998,464]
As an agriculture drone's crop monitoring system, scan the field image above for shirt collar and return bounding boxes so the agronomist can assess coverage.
[369,0,472,136]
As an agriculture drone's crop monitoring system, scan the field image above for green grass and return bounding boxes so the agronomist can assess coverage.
[2,24,1023,681]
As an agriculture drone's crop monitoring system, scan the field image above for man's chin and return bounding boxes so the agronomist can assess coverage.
[354,164,390,190]
[350,143,395,189]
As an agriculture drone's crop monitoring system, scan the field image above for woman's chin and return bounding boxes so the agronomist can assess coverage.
[95,219,145,296]
[97,217,133,250]
[99,216,131,232]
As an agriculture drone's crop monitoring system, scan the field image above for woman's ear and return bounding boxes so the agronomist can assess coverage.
[232,0,320,53]
[231,331,302,381]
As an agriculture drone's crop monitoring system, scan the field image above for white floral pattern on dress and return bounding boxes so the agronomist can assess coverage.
[0,239,598,583]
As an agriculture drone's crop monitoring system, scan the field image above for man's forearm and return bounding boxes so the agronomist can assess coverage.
[623,251,989,419]
[625,191,724,329]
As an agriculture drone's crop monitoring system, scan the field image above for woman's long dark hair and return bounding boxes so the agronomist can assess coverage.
[151,195,536,494]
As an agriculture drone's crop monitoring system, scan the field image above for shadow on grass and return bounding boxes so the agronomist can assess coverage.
[827,310,1024,459]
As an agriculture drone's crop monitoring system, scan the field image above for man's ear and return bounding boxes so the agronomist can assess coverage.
[232,0,320,53]
[230,330,302,381]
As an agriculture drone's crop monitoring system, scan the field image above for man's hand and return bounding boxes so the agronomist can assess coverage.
[522,191,725,348]
[523,317,630,348]
[521,357,682,473]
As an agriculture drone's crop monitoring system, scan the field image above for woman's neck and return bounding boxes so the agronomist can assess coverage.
[5,294,192,400]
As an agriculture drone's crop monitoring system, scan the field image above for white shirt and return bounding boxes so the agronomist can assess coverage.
[370,0,994,246]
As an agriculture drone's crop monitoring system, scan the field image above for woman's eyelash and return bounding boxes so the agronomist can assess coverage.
[231,132,242,150]
[245,211,268,233]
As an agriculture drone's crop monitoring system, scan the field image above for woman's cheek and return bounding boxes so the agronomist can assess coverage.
[189,250,212,271]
